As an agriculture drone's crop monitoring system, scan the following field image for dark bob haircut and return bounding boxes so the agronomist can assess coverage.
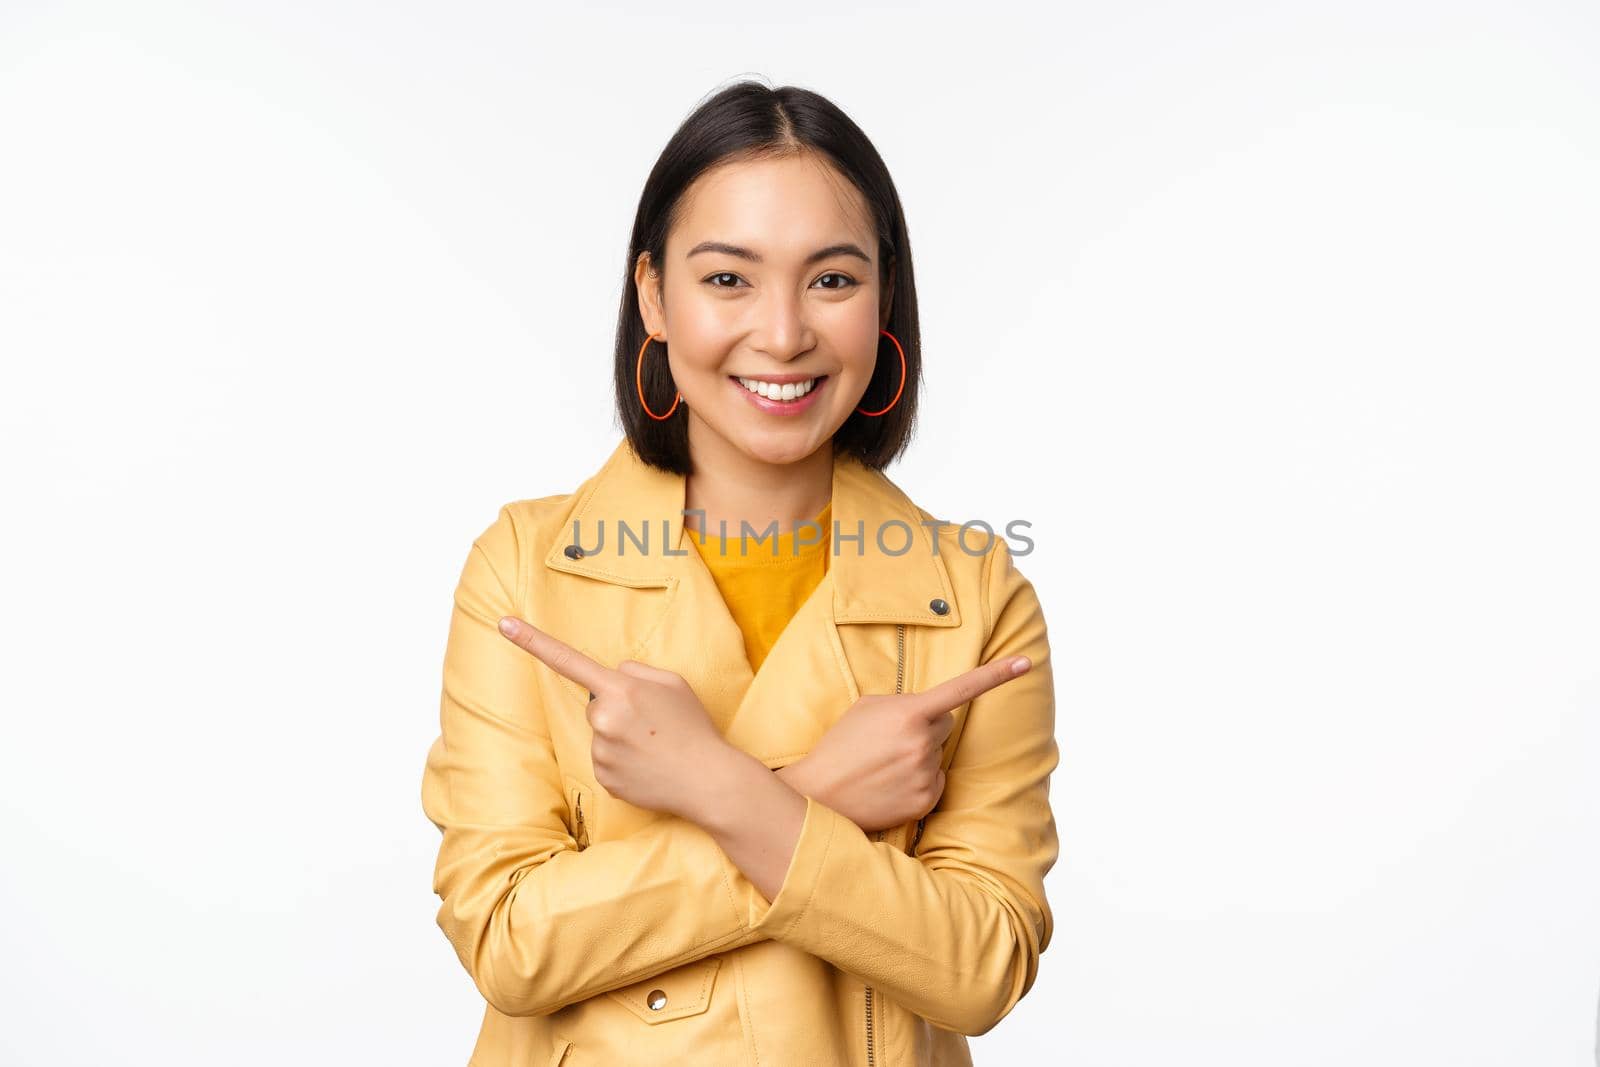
[613,80,921,475]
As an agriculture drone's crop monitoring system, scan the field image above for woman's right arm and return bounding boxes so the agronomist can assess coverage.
[420,506,775,1018]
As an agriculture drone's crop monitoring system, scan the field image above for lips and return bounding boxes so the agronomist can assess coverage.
[727,374,830,415]
[731,374,827,402]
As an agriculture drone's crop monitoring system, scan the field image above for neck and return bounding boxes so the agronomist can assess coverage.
[682,424,834,537]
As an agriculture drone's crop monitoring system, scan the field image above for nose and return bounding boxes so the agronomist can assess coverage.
[749,288,814,362]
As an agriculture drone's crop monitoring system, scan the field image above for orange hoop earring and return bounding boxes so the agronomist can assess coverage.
[636,331,682,420]
[856,328,907,417]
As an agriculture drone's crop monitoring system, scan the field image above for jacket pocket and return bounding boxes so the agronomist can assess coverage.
[561,775,592,849]
[547,1037,573,1066]
[604,956,722,1024]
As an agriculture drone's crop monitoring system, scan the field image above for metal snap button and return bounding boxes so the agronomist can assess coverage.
[564,544,585,560]
[647,989,668,1011]
[929,597,949,615]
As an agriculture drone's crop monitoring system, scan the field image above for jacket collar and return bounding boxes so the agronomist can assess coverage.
[542,437,962,628]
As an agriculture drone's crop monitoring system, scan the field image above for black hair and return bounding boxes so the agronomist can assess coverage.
[613,79,921,475]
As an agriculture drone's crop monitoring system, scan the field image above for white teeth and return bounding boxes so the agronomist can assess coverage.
[738,376,817,401]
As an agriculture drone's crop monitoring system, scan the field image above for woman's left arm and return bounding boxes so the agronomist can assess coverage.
[701,537,1061,1037]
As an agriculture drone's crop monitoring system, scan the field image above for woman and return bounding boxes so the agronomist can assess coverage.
[421,81,1060,1066]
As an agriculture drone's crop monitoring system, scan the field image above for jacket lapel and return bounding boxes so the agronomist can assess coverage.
[542,437,963,764]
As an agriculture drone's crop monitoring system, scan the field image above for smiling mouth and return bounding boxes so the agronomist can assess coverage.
[729,374,829,403]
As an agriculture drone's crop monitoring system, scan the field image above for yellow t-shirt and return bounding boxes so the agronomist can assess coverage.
[687,501,832,674]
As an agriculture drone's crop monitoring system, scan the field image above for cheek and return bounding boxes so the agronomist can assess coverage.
[674,297,728,336]
[661,303,734,375]
[825,298,884,367]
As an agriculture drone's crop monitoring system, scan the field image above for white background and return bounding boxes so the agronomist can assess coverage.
[2,2,1597,1064]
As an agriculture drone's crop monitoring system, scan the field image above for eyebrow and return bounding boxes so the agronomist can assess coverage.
[686,240,873,267]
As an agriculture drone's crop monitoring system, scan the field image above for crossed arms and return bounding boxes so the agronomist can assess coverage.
[421,505,1060,1036]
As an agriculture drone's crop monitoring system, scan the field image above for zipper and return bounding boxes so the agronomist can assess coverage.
[574,790,590,850]
[865,622,907,1066]
[893,621,906,695]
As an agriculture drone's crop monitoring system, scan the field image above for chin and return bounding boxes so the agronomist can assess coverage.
[732,431,829,468]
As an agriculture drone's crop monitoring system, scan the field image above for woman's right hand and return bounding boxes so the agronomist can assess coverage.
[782,652,1032,834]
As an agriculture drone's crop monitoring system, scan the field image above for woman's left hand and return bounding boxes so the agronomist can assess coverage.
[497,615,732,820]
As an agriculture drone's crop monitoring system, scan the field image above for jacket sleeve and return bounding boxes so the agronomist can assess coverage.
[421,505,773,1018]
[740,536,1061,1036]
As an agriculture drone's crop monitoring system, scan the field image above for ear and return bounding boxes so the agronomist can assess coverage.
[879,256,896,330]
[635,251,665,337]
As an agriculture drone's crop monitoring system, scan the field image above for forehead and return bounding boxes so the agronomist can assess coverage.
[670,154,876,259]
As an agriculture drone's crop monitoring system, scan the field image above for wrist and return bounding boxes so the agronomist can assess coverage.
[774,755,820,804]
[685,742,788,832]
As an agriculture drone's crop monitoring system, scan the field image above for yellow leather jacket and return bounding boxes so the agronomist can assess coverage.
[421,437,1060,1066]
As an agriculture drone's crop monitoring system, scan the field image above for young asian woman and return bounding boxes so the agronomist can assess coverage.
[420,80,1060,1067]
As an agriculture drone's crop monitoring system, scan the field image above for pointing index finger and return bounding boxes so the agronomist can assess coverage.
[908,654,1031,719]
[498,616,615,695]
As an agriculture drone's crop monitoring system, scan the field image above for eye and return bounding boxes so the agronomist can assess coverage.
[703,271,746,289]
[814,272,859,290]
